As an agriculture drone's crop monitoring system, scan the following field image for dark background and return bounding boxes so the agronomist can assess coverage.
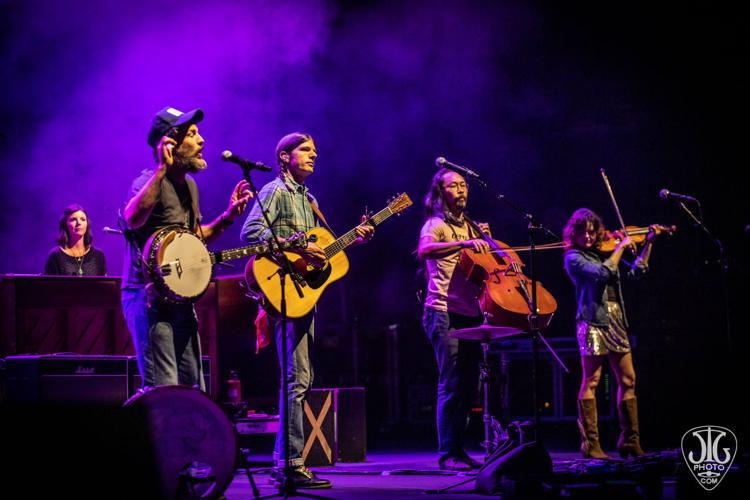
[1,1,746,450]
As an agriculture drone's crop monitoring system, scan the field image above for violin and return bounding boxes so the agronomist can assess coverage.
[598,224,676,253]
[458,221,557,332]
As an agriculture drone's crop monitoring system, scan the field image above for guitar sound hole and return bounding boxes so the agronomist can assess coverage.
[304,266,331,289]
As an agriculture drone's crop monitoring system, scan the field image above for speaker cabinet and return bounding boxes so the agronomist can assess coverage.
[302,387,366,466]
[3,354,129,405]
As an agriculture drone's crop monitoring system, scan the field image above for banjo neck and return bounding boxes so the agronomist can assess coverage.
[212,242,271,265]
[212,233,309,265]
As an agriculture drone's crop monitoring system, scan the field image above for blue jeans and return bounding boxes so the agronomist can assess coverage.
[121,288,204,390]
[423,307,482,456]
[272,312,314,468]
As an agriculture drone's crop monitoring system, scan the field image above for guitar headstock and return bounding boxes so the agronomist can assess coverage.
[283,232,308,250]
[388,193,413,215]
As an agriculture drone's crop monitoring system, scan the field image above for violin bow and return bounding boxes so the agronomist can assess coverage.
[600,168,638,253]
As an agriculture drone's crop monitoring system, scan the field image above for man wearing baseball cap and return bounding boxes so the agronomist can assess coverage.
[121,106,252,390]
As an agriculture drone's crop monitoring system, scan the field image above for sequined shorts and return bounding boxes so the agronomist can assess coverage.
[576,301,631,356]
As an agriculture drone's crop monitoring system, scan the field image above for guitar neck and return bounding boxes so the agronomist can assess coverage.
[324,206,394,259]
[212,241,270,264]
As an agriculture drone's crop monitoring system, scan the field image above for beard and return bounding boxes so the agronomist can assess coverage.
[174,151,207,173]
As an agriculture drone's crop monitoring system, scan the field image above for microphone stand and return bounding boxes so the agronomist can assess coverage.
[471,175,570,441]
[237,167,328,500]
[673,200,732,350]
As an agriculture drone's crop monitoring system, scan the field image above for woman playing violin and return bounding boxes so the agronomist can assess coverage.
[563,208,663,459]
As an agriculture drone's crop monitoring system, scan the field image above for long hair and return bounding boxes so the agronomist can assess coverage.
[562,208,604,251]
[57,203,93,248]
[275,132,314,171]
[423,168,455,219]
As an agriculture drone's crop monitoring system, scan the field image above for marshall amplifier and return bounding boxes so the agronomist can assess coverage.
[3,354,129,405]
[127,356,212,396]
[302,387,366,466]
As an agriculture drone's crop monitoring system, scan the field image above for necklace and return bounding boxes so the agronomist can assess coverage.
[63,245,87,275]
[75,255,84,276]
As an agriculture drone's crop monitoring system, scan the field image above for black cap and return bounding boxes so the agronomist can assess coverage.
[147,106,204,148]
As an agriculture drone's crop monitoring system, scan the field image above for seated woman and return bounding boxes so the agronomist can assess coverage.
[44,204,106,276]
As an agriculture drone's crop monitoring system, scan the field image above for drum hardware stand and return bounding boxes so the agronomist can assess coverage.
[177,462,219,498]
[235,165,330,500]
[240,448,271,499]
[479,341,506,456]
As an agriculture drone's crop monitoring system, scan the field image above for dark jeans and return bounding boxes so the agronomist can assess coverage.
[121,288,204,390]
[272,311,315,467]
[423,307,482,456]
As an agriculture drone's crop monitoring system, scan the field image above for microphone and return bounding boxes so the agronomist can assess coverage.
[221,150,272,172]
[435,157,480,179]
[659,189,698,203]
[102,226,123,235]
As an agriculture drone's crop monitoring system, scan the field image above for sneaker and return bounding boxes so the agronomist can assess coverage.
[438,451,480,471]
[270,466,332,489]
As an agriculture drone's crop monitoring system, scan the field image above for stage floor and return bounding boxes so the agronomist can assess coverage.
[225,450,683,499]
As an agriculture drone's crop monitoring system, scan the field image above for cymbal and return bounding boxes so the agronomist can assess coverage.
[450,324,524,340]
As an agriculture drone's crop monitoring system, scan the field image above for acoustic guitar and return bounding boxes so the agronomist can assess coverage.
[246,193,413,318]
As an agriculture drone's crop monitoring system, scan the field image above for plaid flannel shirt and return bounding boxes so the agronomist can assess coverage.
[240,172,319,243]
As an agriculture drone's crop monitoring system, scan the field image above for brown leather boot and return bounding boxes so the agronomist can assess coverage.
[617,397,645,458]
[577,398,610,459]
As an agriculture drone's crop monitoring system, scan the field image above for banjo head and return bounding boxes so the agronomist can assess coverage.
[145,226,212,303]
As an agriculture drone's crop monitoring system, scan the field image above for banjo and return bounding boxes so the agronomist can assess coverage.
[143,225,307,304]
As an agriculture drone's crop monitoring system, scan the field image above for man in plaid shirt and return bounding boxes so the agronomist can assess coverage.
[241,132,373,489]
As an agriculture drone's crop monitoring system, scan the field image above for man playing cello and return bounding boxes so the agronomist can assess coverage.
[417,168,491,471]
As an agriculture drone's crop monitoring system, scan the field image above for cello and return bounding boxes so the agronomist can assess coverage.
[458,218,558,332]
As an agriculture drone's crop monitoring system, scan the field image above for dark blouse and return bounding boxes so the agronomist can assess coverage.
[44,247,107,276]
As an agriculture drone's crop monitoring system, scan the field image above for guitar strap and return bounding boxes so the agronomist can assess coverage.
[186,177,202,237]
[306,194,336,236]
